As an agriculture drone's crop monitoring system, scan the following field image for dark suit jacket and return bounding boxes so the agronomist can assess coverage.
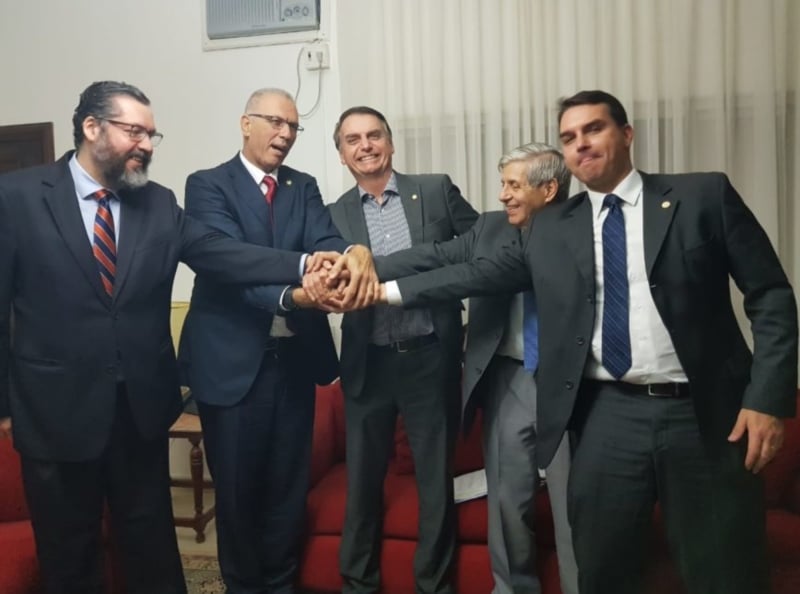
[328,172,479,401]
[376,212,528,430]
[178,155,348,406]
[395,172,798,466]
[0,153,307,461]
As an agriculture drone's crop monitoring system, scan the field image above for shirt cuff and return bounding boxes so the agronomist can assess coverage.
[299,253,308,280]
[385,281,403,305]
[278,285,292,312]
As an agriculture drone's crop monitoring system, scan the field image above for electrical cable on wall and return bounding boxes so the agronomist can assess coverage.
[295,43,324,118]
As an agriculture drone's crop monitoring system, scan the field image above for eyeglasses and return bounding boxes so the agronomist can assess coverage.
[99,118,164,147]
[247,113,304,133]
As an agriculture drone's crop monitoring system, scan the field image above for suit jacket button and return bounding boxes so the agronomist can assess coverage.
[105,365,116,375]
[565,380,574,390]
[576,336,585,345]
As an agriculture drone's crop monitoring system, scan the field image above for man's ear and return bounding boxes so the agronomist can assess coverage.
[543,179,559,204]
[240,114,251,138]
[83,117,101,143]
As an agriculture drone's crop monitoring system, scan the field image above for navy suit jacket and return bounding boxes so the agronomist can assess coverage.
[179,155,348,406]
[394,172,798,466]
[0,153,306,461]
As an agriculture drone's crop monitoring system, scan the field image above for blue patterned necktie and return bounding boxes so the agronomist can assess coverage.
[522,290,539,372]
[601,194,631,379]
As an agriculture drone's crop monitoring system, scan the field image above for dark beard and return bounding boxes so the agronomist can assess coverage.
[93,134,151,190]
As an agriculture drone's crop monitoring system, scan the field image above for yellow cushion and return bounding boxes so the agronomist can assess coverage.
[170,301,190,351]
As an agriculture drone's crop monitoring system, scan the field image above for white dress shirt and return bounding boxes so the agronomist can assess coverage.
[583,169,687,383]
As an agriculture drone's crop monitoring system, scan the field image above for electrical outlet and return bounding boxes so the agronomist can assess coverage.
[302,42,330,70]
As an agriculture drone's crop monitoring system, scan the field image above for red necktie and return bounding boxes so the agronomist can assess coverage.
[91,189,116,296]
[263,175,277,227]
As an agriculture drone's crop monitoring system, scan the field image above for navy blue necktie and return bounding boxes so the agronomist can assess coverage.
[522,290,539,372]
[601,194,631,379]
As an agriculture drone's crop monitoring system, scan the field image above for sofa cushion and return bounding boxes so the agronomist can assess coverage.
[0,440,29,522]
[762,393,800,508]
[767,509,800,561]
[0,520,39,594]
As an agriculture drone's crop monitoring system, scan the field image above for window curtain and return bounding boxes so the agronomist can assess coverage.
[336,0,799,291]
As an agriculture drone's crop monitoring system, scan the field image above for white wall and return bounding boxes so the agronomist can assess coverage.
[0,0,349,300]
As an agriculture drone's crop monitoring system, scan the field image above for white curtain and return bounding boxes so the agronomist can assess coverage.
[336,0,800,290]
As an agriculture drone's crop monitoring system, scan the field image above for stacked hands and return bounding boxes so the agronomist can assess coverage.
[298,245,384,312]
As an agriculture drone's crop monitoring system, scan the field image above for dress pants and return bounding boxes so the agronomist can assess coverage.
[20,386,186,594]
[480,356,578,594]
[568,381,768,594]
[197,338,314,594]
[340,339,460,594]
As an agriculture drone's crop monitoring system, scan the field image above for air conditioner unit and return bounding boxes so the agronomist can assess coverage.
[205,0,320,41]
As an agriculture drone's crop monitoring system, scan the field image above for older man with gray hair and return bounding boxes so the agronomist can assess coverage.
[373,143,579,594]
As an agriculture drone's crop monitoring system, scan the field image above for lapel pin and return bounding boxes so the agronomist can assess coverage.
[286,179,292,186]
[411,194,418,200]
[661,200,671,209]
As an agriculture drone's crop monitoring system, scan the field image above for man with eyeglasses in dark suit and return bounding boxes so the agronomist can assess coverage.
[178,88,376,594]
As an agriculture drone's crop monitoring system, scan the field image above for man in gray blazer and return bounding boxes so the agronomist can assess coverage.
[328,106,478,594]
[374,143,578,594]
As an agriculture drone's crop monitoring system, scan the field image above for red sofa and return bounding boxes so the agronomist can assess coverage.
[301,383,800,594]
[0,439,122,594]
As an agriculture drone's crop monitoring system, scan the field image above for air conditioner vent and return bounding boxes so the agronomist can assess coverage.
[206,0,319,40]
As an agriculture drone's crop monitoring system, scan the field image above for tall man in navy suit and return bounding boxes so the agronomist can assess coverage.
[0,81,327,594]
[178,88,374,594]
[364,91,798,594]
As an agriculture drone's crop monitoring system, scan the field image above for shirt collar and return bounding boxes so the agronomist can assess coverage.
[69,153,112,201]
[587,169,643,218]
[359,171,399,201]
[239,151,278,186]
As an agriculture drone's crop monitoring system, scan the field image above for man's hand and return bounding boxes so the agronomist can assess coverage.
[326,245,379,310]
[305,251,341,274]
[0,417,11,440]
[728,408,785,473]
[291,285,346,313]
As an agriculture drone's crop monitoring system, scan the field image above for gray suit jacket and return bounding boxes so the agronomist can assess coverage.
[376,212,529,430]
[328,172,478,402]
[393,172,798,466]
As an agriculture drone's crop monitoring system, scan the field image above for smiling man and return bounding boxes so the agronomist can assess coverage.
[328,106,478,594]
[372,143,579,594]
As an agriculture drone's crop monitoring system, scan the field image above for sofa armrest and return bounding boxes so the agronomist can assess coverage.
[309,381,344,488]
[0,439,29,522]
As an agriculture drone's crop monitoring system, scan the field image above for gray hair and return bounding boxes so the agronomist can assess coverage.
[244,88,295,113]
[497,142,571,203]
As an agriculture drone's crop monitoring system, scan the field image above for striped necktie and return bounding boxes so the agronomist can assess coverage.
[601,193,631,379]
[91,189,116,297]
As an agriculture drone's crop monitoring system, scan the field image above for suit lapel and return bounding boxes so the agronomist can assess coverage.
[641,173,676,277]
[113,188,145,301]
[341,188,371,246]
[228,157,272,242]
[395,173,423,245]
[272,167,294,248]
[559,193,595,288]
[41,158,110,305]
